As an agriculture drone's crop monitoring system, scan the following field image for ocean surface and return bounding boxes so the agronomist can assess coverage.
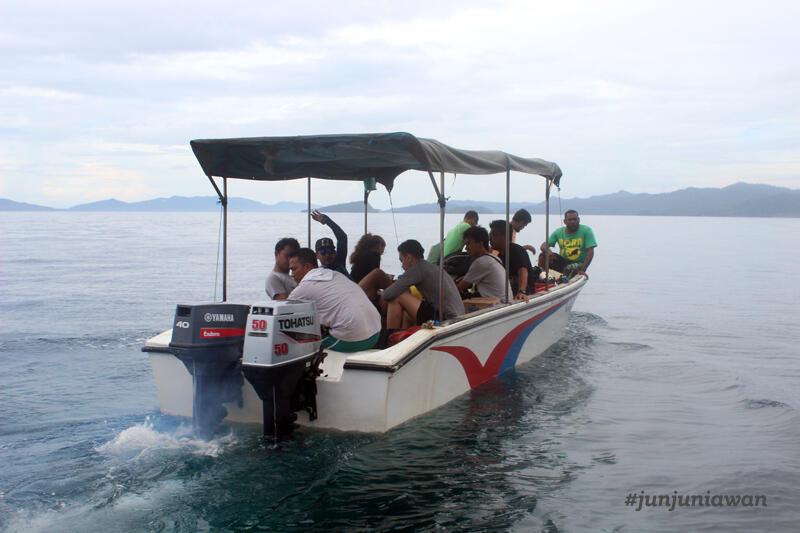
[1,211,798,532]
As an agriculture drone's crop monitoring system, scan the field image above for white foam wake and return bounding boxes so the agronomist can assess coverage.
[95,416,236,458]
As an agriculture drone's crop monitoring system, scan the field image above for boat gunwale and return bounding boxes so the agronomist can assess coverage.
[342,276,586,373]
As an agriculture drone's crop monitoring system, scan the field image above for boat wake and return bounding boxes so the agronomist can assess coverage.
[95,416,237,459]
[3,418,240,533]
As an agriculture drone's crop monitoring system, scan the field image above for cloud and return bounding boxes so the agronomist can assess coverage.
[1,0,799,208]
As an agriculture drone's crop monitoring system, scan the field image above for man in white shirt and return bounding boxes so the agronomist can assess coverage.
[266,237,300,300]
[288,248,381,352]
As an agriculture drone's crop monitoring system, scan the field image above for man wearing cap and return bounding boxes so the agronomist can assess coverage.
[288,248,381,352]
[311,210,350,278]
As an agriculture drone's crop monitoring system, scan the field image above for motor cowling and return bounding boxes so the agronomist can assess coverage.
[168,303,250,438]
[242,300,324,437]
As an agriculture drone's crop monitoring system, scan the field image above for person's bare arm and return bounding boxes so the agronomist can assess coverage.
[515,266,529,302]
[577,247,594,277]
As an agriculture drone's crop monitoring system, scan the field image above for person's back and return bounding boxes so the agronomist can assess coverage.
[427,210,479,262]
[290,268,380,342]
[287,248,380,352]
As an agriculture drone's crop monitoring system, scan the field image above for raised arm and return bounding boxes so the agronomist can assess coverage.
[312,210,348,268]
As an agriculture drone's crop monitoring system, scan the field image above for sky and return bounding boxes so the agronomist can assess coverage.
[1,0,799,209]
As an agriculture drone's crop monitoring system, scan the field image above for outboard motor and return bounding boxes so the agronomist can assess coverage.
[242,300,325,437]
[168,303,250,438]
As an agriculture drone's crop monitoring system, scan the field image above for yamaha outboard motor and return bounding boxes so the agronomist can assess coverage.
[242,300,324,437]
[168,303,250,439]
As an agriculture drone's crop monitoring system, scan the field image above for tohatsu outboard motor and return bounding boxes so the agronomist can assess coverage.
[242,300,325,437]
[168,303,250,439]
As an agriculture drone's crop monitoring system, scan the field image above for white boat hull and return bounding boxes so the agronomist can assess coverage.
[146,277,585,433]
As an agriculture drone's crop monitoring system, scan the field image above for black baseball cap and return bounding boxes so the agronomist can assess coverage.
[315,237,335,251]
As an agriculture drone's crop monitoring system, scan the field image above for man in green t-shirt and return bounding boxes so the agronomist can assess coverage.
[538,210,597,277]
[426,210,479,263]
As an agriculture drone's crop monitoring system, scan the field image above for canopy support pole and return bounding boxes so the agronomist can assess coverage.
[206,175,228,302]
[428,171,446,323]
[307,177,312,247]
[505,169,511,303]
[364,189,370,234]
[544,178,551,290]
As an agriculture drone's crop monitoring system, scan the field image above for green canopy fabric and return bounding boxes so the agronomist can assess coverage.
[190,132,561,191]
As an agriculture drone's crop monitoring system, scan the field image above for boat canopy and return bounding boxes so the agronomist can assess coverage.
[190,132,562,190]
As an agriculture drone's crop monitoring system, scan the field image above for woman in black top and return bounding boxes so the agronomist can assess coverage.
[350,234,386,283]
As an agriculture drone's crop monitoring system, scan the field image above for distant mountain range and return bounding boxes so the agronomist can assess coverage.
[0,196,315,212]
[2,183,798,217]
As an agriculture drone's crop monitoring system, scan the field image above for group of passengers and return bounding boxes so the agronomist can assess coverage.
[265,208,596,352]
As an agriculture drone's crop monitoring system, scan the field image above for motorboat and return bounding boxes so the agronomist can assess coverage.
[142,132,586,436]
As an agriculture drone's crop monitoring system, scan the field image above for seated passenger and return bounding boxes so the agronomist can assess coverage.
[265,237,300,300]
[456,226,510,301]
[382,239,463,328]
[288,248,381,352]
[350,233,386,283]
[511,208,538,255]
[311,210,350,278]
[427,210,479,263]
[538,210,597,278]
[489,220,535,302]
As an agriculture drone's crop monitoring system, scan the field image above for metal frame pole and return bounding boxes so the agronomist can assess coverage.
[438,172,445,322]
[364,190,369,234]
[427,171,446,324]
[505,170,510,303]
[544,178,551,290]
[206,175,227,301]
[222,177,228,301]
[307,177,312,247]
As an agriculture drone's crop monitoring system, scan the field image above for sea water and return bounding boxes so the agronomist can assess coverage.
[1,212,798,532]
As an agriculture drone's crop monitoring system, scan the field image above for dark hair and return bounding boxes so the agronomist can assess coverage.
[275,237,300,255]
[463,225,489,249]
[464,210,479,222]
[489,219,509,235]
[289,247,318,267]
[564,209,579,218]
[350,233,386,265]
[397,239,424,259]
[512,209,532,224]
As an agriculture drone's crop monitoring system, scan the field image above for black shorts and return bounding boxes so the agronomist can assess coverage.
[416,300,436,324]
[548,253,579,274]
